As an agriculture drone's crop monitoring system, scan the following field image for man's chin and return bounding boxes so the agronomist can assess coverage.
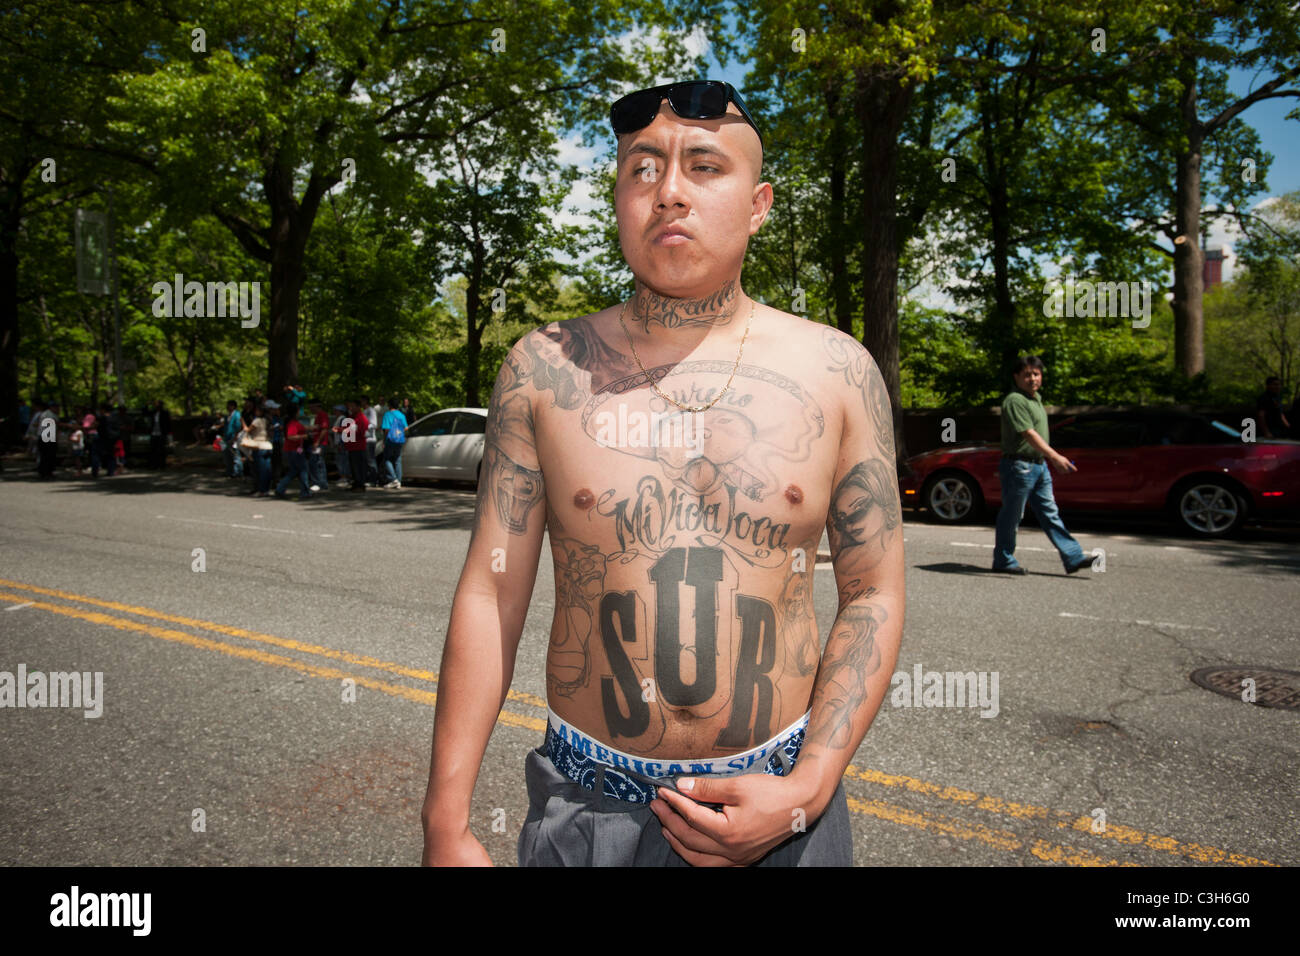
[631,271,719,301]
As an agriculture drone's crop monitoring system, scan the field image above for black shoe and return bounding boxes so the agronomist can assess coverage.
[1066,557,1096,574]
[993,566,1028,575]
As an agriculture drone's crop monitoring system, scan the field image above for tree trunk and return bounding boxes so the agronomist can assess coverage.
[350,327,361,395]
[263,158,313,397]
[826,83,853,336]
[464,242,485,407]
[854,68,913,463]
[185,324,197,415]
[1171,55,1205,378]
[37,294,70,413]
[0,183,20,442]
[987,165,1017,374]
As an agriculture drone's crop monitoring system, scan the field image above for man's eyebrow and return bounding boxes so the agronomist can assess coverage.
[683,144,729,158]
[622,142,666,161]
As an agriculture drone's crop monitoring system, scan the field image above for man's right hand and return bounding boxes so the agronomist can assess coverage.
[420,824,493,867]
[1050,453,1077,474]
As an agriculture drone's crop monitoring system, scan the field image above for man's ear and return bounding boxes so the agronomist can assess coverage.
[749,181,774,236]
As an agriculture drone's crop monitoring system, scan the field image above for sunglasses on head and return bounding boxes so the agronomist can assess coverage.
[609,80,764,152]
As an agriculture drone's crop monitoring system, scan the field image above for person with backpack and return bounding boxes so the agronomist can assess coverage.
[381,396,407,489]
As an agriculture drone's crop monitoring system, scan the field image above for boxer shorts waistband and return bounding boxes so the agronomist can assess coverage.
[544,708,810,806]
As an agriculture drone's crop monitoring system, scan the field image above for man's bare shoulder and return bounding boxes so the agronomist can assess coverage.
[758,308,871,362]
[501,309,636,413]
[792,318,893,456]
[526,306,620,341]
[758,311,878,399]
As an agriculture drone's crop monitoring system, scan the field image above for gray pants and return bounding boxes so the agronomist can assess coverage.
[517,745,852,867]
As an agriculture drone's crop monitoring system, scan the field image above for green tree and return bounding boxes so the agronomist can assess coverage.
[0,1,153,432]
[97,0,670,400]
[1207,191,1300,399]
[1086,0,1300,378]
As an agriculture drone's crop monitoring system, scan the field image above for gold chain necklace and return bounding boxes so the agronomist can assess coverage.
[617,294,755,414]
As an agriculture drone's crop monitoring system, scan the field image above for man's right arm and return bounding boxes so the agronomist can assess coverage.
[1020,428,1076,473]
[421,335,548,866]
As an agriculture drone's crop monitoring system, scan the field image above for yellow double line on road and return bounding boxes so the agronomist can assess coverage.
[0,577,1277,867]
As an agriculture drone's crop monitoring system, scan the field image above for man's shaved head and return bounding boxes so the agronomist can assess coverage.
[616,100,763,184]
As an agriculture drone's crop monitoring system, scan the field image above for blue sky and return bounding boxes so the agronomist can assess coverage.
[1226,67,1299,196]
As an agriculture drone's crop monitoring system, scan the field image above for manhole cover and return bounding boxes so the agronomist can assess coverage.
[1190,666,1300,711]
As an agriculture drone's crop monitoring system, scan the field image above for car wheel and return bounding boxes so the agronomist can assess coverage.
[922,472,982,524]
[1174,480,1246,536]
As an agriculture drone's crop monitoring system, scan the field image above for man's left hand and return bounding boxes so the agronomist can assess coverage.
[650,774,821,866]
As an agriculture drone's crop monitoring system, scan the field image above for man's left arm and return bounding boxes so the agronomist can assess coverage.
[787,343,905,817]
[652,337,905,864]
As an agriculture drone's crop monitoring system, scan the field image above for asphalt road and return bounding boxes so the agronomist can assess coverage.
[1,452,1296,867]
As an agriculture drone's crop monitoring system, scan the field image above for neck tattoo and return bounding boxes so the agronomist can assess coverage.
[618,294,756,415]
[631,279,739,332]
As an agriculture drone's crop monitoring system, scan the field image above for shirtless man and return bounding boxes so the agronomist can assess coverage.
[420,80,905,866]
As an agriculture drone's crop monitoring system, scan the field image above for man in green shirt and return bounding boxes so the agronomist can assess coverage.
[993,355,1094,575]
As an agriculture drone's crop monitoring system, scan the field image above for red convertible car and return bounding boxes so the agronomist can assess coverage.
[899,410,1300,536]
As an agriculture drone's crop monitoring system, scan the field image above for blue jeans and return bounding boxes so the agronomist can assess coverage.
[383,442,404,484]
[993,458,1085,570]
[223,440,243,477]
[91,445,115,478]
[253,449,272,494]
[276,450,311,498]
[308,450,328,489]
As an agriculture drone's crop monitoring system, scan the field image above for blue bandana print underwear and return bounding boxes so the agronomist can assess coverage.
[543,709,811,806]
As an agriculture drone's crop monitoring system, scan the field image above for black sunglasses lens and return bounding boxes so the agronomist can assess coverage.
[669,82,727,118]
[611,89,663,133]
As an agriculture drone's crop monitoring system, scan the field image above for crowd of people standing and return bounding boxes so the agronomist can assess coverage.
[218,389,413,500]
[8,388,416,495]
[13,398,173,480]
